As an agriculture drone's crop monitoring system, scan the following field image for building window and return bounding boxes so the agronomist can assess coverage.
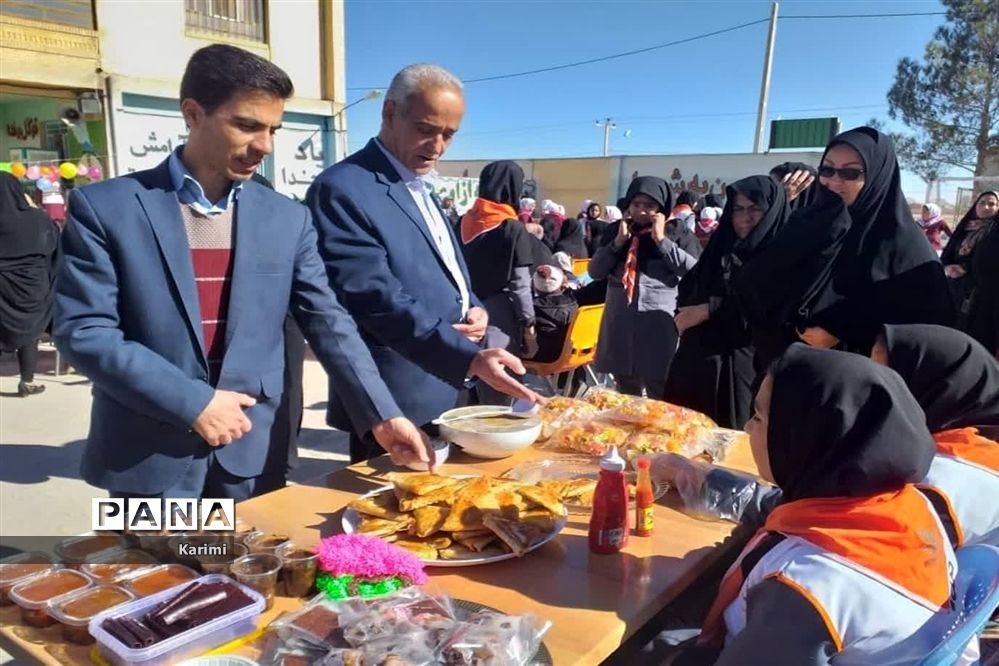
[185,0,265,43]
[0,0,95,30]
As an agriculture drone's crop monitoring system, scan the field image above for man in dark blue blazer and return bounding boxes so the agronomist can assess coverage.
[53,45,431,500]
[307,64,541,462]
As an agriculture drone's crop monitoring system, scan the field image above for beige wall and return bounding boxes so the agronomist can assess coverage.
[439,151,823,208]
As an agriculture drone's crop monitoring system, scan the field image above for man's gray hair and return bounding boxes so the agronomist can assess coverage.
[386,64,463,115]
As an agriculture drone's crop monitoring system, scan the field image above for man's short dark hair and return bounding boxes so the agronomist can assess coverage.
[180,44,294,113]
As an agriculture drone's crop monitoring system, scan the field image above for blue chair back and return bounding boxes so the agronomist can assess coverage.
[918,544,999,666]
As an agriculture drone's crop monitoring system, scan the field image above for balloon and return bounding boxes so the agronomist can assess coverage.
[40,166,52,177]
[0,162,11,173]
[59,162,78,179]
[25,166,40,180]
[35,178,52,192]
[89,166,103,180]
[11,163,27,178]
[76,162,89,178]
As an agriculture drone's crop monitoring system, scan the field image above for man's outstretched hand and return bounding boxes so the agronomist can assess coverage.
[469,348,546,405]
[371,417,434,471]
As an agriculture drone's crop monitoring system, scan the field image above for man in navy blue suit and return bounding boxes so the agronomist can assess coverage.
[54,45,432,501]
[307,64,541,463]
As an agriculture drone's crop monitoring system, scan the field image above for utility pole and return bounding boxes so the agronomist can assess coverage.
[596,118,616,157]
[753,1,779,153]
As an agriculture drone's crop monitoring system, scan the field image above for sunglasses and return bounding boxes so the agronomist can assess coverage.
[817,166,865,181]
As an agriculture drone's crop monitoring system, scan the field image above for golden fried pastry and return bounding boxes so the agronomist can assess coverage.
[411,505,449,538]
[387,473,462,496]
[349,492,406,521]
[357,515,413,538]
[516,485,565,515]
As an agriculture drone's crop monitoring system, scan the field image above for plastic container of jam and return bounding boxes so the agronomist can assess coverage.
[50,585,135,645]
[0,552,58,606]
[125,564,198,597]
[89,574,265,666]
[9,568,92,627]
[54,535,128,567]
[82,549,159,584]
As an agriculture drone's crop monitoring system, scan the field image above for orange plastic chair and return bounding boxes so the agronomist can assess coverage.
[525,304,605,395]
[571,258,590,276]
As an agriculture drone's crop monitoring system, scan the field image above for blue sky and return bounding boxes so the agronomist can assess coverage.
[343,0,946,195]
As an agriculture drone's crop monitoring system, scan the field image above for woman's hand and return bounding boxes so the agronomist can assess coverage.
[944,264,966,279]
[675,304,710,334]
[651,212,668,245]
[798,326,840,349]
[613,219,631,249]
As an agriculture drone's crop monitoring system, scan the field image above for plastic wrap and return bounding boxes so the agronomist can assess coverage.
[650,453,759,522]
[535,418,636,455]
[440,610,551,666]
[535,397,600,442]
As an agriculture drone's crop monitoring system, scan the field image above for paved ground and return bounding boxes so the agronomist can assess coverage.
[0,343,350,664]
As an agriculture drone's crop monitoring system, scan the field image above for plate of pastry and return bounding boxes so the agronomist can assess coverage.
[501,456,669,514]
[341,473,568,567]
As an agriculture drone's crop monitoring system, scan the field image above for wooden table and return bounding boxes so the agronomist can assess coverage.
[0,438,757,665]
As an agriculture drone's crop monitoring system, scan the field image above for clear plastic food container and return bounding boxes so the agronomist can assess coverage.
[54,534,128,567]
[0,552,58,606]
[49,584,135,645]
[125,564,199,597]
[82,549,159,584]
[9,568,92,627]
[89,574,265,666]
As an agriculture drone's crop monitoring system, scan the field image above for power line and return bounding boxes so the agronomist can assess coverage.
[781,11,946,19]
[347,17,769,90]
[347,11,947,91]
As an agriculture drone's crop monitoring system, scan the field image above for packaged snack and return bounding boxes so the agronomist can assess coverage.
[50,584,134,644]
[440,610,551,666]
[596,394,717,432]
[538,418,635,455]
[269,596,349,648]
[82,549,159,584]
[580,387,632,410]
[9,568,92,627]
[125,564,198,597]
[535,397,600,441]
[0,551,56,605]
[325,634,437,665]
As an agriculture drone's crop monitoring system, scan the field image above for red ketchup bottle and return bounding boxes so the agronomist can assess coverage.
[589,446,629,554]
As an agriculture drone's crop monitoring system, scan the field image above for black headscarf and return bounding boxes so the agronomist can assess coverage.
[460,161,536,300]
[555,216,588,258]
[704,193,722,209]
[477,160,523,209]
[768,344,935,501]
[622,176,671,217]
[882,323,999,432]
[0,172,56,259]
[769,161,820,211]
[739,127,951,361]
[941,190,999,269]
[682,175,791,305]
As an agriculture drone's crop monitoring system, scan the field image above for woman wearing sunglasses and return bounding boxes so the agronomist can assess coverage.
[736,126,953,367]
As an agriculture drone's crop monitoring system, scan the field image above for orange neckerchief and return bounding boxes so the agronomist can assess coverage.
[699,486,950,646]
[460,198,517,244]
[622,226,652,304]
[933,427,999,472]
[671,203,694,219]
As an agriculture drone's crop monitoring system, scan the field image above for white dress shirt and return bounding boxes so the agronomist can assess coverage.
[375,139,471,316]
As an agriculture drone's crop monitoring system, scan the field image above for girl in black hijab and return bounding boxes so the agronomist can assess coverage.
[553,214,588,258]
[664,175,791,428]
[583,201,608,255]
[460,161,551,387]
[738,127,953,368]
[872,323,999,432]
[941,190,999,337]
[0,172,59,397]
[675,345,949,665]
[589,176,700,398]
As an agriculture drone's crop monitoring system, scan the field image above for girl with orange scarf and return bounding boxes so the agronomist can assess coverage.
[655,345,958,665]
[874,324,999,548]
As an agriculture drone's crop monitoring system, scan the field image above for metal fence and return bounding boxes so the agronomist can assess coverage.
[184,0,265,42]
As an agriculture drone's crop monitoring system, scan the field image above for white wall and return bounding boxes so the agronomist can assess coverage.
[267,0,322,101]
